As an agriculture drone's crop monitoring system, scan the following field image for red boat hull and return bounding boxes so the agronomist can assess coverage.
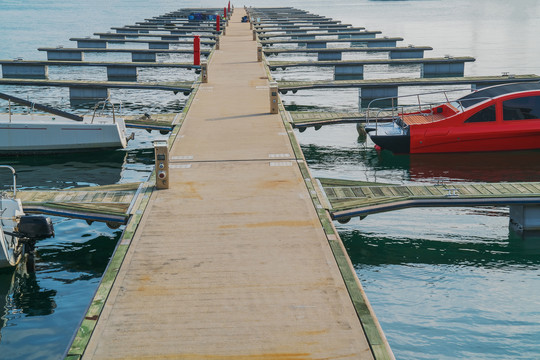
[410,122,540,153]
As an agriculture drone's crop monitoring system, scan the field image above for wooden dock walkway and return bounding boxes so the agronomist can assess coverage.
[318,178,540,222]
[67,9,392,360]
[17,183,143,225]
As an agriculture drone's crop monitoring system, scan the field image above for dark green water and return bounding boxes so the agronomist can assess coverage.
[1,0,540,359]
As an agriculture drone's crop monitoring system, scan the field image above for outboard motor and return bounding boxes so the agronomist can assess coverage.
[17,215,55,240]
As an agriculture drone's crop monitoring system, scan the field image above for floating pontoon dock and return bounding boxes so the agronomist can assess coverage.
[65,7,393,360]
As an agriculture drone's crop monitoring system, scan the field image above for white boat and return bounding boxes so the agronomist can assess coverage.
[0,93,133,154]
[0,113,129,154]
[0,166,54,269]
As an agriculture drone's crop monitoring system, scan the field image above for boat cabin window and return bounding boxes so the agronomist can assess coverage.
[503,96,540,120]
[464,105,496,123]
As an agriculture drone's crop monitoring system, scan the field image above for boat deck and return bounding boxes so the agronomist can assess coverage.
[402,113,446,125]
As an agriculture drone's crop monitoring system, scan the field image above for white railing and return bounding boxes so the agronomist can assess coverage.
[365,88,492,134]
[0,166,17,197]
[91,98,123,124]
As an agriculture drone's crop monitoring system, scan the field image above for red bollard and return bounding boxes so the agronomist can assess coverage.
[216,15,220,32]
[193,36,200,66]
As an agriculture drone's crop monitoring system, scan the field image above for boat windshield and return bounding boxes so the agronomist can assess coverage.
[457,81,540,108]
[449,101,464,112]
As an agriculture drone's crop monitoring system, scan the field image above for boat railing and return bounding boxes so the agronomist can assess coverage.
[0,166,17,198]
[91,98,123,124]
[0,91,84,122]
[365,88,472,131]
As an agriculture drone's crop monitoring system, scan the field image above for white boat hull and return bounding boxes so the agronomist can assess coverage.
[0,114,128,154]
[0,198,25,268]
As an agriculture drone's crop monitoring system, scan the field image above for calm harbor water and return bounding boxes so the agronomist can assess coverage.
[1,0,540,359]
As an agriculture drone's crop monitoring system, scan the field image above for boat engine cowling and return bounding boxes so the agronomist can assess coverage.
[17,215,55,240]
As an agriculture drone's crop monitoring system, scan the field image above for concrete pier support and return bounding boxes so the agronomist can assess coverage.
[69,86,109,106]
[390,50,425,59]
[421,62,465,77]
[77,40,107,49]
[149,42,170,50]
[510,205,540,232]
[47,50,84,61]
[318,51,342,61]
[106,66,138,81]
[2,64,49,79]
[132,52,156,62]
[334,64,364,80]
[359,86,398,108]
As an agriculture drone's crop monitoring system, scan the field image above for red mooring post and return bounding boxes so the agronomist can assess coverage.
[216,15,220,32]
[193,36,200,65]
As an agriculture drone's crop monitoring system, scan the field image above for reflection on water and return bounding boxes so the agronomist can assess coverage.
[0,222,119,360]
[0,150,127,190]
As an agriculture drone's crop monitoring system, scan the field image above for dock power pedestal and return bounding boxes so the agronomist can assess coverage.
[153,140,169,189]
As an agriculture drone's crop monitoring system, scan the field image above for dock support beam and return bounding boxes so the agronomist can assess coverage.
[421,62,465,77]
[132,52,156,62]
[76,40,107,49]
[47,50,83,61]
[390,50,425,59]
[367,40,397,48]
[69,87,109,106]
[106,66,138,81]
[334,64,364,80]
[307,42,327,49]
[510,205,540,233]
[359,86,398,108]
[318,51,342,61]
[149,42,170,50]
[2,64,49,79]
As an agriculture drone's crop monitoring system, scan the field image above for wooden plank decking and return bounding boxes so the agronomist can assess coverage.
[17,183,142,224]
[318,178,540,220]
[69,9,391,360]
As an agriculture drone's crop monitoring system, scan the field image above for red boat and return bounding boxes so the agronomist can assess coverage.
[365,82,540,153]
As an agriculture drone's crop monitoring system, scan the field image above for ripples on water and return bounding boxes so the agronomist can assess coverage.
[1,0,540,359]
